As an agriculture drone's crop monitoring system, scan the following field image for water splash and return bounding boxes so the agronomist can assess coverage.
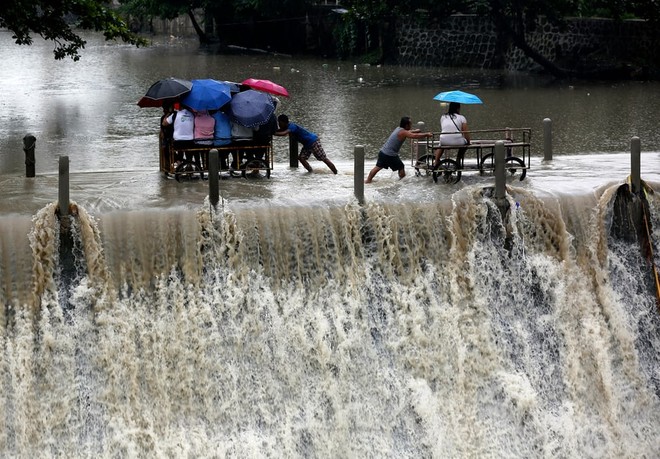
[0,189,659,457]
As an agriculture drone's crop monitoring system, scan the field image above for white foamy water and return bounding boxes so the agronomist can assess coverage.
[1,183,658,457]
[1,28,660,458]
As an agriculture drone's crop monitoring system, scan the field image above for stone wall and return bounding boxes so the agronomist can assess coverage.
[396,15,501,69]
[396,15,660,77]
[135,11,660,78]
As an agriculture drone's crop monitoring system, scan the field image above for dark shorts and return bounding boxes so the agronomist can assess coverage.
[376,151,405,171]
[300,140,328,161]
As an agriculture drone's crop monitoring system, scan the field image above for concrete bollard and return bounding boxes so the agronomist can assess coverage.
[58,156,70,217]
[543,118,553,161]
[208,149,219,207]
[495,141,506,200]
[23,134,36,177]
[354,145,365,205]
[289,136,299,168]
[631,136,641,194]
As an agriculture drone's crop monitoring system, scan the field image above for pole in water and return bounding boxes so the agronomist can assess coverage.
[58,156,70,217]
[495,140,506,200]
[631,136,641,194]
[289,136,299,168]
[354,145,365,205]
[543,118,553,161]
[23,134,36,178]
[208,149,219,208]
[416,121,427,159]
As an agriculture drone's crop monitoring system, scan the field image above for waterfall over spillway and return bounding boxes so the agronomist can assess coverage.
[1,186,659,458]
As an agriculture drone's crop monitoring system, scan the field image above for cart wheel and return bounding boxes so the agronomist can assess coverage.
[242,159,269,179]
[414,154,434,177]
[505,156,527,181]
[174,161,202,182]
[479,153,494,175]
[433,158,461,184]
[227,152,242,177]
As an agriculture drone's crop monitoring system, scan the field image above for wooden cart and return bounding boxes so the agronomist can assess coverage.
[160,139,273,180]
[411,128,531,184]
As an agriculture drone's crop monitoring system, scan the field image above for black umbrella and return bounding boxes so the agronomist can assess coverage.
[137,77,193,108]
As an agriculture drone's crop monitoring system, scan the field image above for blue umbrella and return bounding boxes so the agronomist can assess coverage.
[228,89,275,128]
[180,79,232,111]
[222,81,242,93]
[433,90,483,104]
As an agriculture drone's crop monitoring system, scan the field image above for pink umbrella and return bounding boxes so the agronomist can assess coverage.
[241,78,289,98]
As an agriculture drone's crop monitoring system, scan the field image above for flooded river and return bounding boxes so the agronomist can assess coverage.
[0,31,659,215]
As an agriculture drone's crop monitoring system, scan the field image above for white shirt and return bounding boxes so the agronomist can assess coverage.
[440,113,468,146]
[167,108,194,141]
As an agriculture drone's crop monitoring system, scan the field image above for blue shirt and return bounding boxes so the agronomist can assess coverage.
[212,111,232,146]
[288,123,318,148]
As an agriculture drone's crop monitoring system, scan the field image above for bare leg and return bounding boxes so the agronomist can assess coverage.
[365,166,382,183]
[323,158,338,174]
[432,148,443,168]
[299,156,313,172]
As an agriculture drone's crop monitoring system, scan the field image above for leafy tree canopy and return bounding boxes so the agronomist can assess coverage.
[119,0,313,22]
[1,0,145,60]
[119,0,205,20]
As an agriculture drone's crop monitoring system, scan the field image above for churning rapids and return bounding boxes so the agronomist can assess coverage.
[0,181,659,458]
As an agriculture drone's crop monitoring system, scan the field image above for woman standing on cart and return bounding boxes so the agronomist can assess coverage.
[432,102,471,169]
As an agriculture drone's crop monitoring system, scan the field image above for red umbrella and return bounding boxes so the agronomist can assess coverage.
[241,78,289,98]
[137,96,168,108]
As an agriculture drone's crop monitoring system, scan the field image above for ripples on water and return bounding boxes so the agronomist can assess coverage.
[1,31,660,458]
[2,30,660,174]
[0,30,659,215]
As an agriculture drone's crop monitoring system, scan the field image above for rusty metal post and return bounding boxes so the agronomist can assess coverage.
[209,149,219,207]
[23,134,36,177]
[354,145,365,205]
[289,136,299,168]
[495,141,506,200]
[58,156,70,217]
[543,118,553,161]
[631,136,641,194]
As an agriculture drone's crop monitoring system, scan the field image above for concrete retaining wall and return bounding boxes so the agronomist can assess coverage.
[139,11,660,77]
[396,15,659,77]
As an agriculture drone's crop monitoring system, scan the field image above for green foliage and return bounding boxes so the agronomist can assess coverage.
[213,0,312,22]
[120,0,313,23]
[333,16,358,58]
[577,0,660,21]
[1,0,145,60]
[120,0,205,20]
[340,0,411,24]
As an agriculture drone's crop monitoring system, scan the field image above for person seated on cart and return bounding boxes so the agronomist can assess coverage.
[211,109,232,169]
[160,101,175,169]
[162,105,195,164]
[211,109,232,147]
[193,110,215,145]
[189,109,215,170]
[432,102,471,169]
